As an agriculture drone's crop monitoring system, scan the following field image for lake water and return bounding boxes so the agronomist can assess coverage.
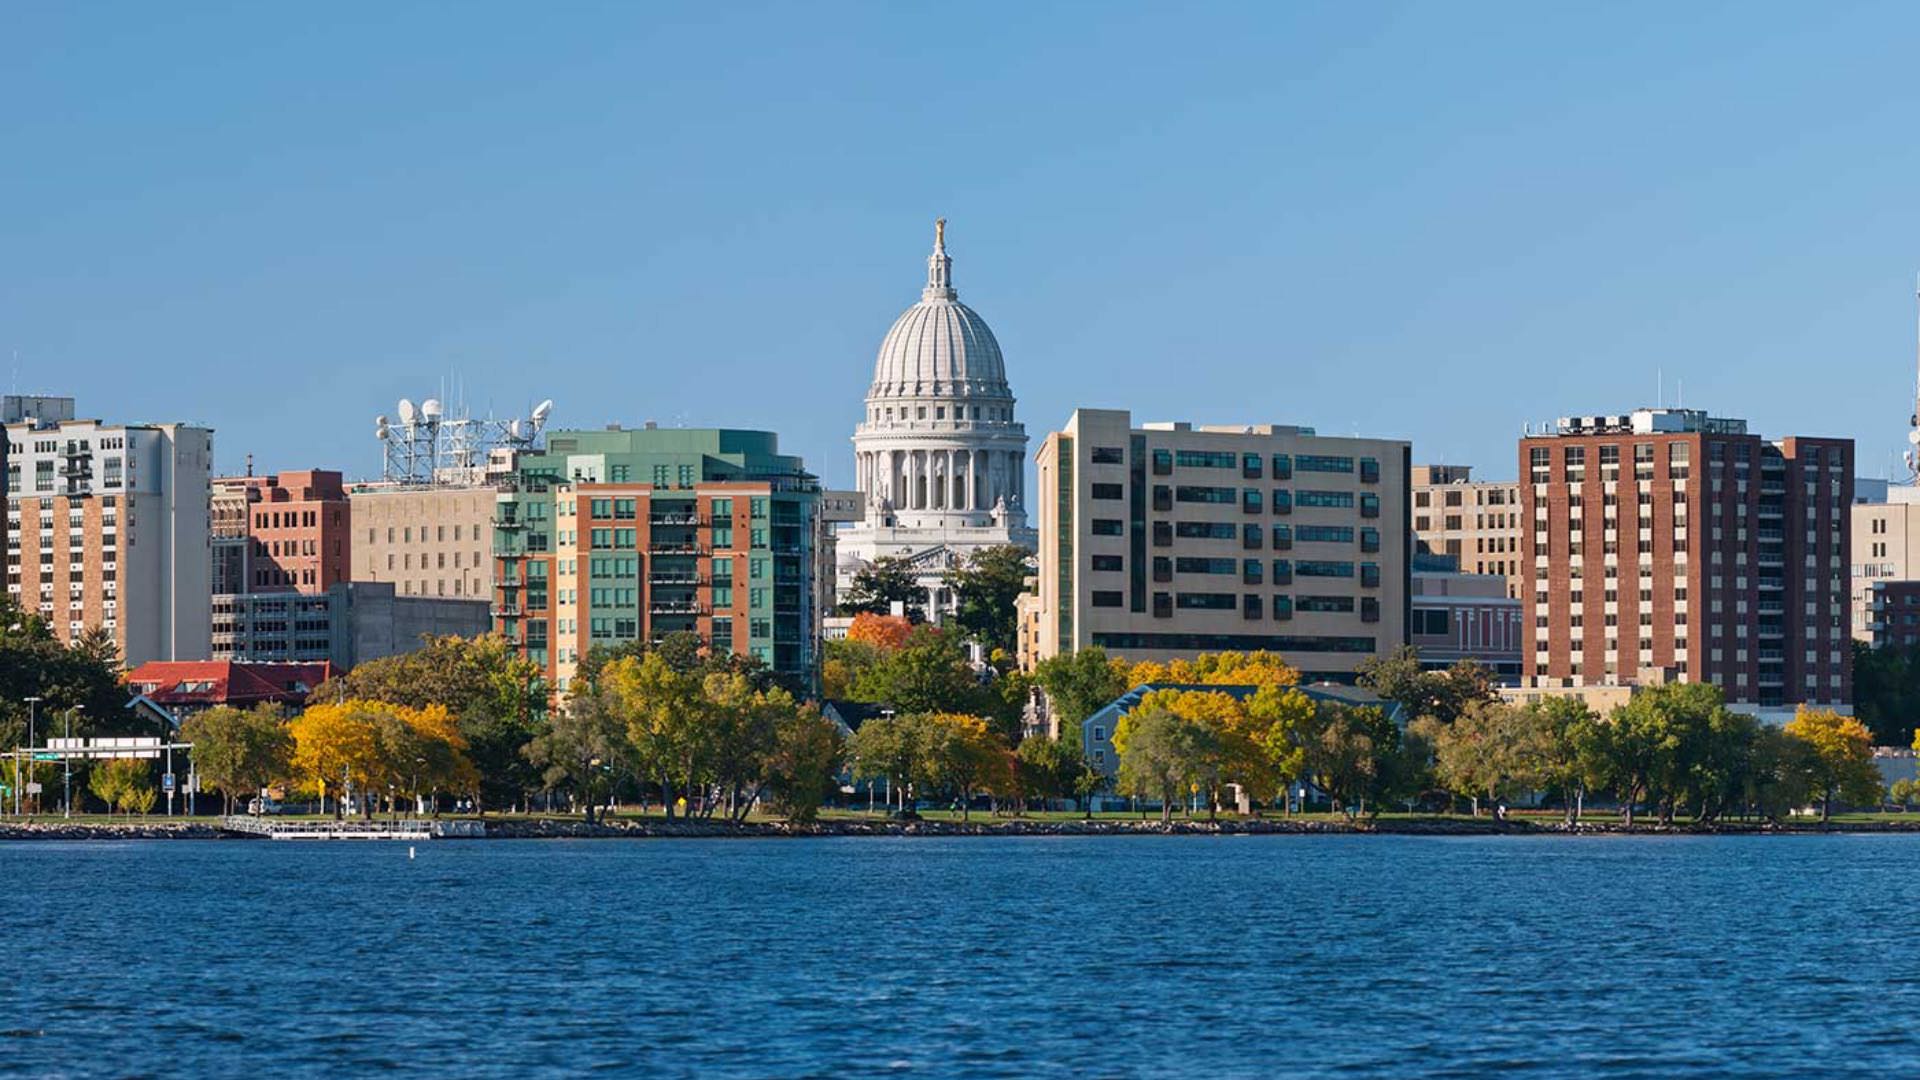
[2,834,1915,1077]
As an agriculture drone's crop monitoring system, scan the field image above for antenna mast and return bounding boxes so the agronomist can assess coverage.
[1909,275,1920,484]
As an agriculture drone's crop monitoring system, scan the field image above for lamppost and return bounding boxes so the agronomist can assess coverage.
[22,696,41,818]
[63,705,83,820]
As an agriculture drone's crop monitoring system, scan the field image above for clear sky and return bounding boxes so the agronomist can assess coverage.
[6,1,1920,486]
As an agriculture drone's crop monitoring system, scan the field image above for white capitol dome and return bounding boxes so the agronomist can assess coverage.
[850,219,1029,529]
[868,222,1009,398]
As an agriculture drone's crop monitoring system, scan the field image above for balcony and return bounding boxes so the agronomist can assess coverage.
[648,574,704,586]
[491,603,524,618]
[649,543,707,555]
[491,516,526,530]
[650,514,702,526]
[649,601,706,615]
[493,578,523,589]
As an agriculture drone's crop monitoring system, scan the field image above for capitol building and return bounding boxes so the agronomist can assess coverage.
[835,220,1035,617]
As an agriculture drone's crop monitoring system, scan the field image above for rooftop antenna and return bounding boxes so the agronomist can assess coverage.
[1908,273,1920,485]
[1657,367,1664,409]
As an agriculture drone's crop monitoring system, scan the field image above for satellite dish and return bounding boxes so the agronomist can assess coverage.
[1907,429,1920,446]
[398,398,417,425]
[531,399,554,427]
[421,398,443,420]
[376,421,390,439]
[508,419,524,439]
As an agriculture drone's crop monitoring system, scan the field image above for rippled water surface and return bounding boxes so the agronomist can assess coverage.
[4,834,1917,1077]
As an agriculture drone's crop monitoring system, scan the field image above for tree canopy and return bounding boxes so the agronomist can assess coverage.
[944,545,1035,655]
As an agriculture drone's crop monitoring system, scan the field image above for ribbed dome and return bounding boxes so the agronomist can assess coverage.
[870,299,1007,398]
[867,220,1011,400]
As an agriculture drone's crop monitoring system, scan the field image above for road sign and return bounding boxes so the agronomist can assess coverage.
[26,783,42,795]
[32,753,59,762]
[162,773,176,793]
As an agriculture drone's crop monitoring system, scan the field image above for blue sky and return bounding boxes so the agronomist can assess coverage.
[5,1,1920,486]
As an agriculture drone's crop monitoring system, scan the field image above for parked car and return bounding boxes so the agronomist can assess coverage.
[247,796,285,815]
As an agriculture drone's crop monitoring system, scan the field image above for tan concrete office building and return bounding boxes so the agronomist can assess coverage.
[1851,486,1920,641]
[1411,464,1523,599]
[348,484,495,600]
[1031,408,1410,681]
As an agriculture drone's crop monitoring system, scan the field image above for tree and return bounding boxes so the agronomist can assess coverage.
[1300,702,1398,819]
[847,612,915,651]
[523,690,629,823]
[88,758,151,818]
[180,704,294,815]
[602,652,711,818]
[312,634,545,812]
[839,557,924,620]
[1852,640,1920,746]
[1356,646,1496,726]
[1785,708,1880,822]
[1032,647,1132,735]
[1016,732,1089,812]
[849,715,917,814]
[847,625,990,716]
[764,709,845,822]
[945,545,1035,655]
[910,712,1010,821]
[1113,703,1220,824]
[289,701,384,819]
[0,596,130,778]
[1126,650,1300,690]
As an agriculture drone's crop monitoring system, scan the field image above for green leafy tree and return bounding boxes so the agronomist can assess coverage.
[1016,733,1086,812]
[1852,640,1920,746]
[839,557,925,620]
[1032,647,1133,735]
[944,545,1035,656]
[1355,646,1497,726]
[1300,701,1399,819]
[523,690,629,823]
[848,625,990,716]
[180,703,294,815]
[1,595,129,755]
[764,708,845,822]
[1113,703,1220,824]
[848,715,917,813]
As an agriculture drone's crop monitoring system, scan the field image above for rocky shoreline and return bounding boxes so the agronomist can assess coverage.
[7,815,1920,841]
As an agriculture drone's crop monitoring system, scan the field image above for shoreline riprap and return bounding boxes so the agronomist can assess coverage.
[7,816,1920,841]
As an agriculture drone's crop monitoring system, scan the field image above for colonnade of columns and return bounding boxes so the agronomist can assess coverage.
[857,447,1023,513]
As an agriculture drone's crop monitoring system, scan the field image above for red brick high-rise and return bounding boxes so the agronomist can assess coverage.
[1520,408,1851,718]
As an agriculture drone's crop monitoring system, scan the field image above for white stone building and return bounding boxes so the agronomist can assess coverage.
[835,221,1035,618]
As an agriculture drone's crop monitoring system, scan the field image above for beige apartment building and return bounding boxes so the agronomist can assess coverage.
[3,404,213,665]
[1031,408,1409,681]
[348,484,495,600]
[1411,464,1522,599]
[1852,486,1920,641]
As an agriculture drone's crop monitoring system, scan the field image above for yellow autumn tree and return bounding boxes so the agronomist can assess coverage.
[1126,650,1300,690]
[1786,707,1879,822]
[289,700,383,818]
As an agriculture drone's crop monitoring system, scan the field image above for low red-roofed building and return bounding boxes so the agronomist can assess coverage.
[125,660,334,719]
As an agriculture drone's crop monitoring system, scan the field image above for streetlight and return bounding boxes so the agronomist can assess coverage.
[63,705,82,820]
[21,696,41,818]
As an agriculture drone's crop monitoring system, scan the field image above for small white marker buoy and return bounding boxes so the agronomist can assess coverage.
[408,846,416,859]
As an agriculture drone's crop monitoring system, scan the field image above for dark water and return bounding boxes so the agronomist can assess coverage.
[3,834,1916,1077]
